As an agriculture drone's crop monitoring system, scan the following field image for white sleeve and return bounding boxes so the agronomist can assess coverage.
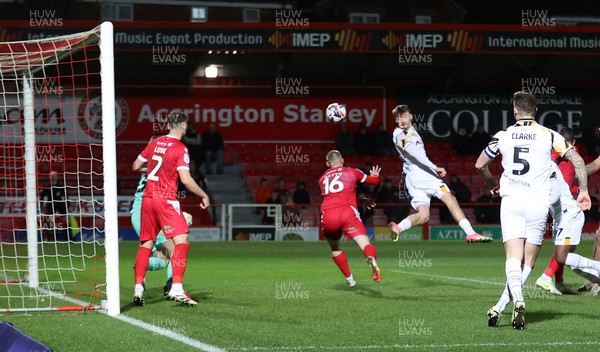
[483,131,503,159]
[404,140,437,170]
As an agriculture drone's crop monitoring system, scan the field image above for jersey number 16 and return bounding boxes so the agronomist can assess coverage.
[323,175,344,194]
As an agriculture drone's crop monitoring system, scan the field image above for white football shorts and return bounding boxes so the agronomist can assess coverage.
[500,195,548,245]
[553,209,584,246]
[405,173,450,210]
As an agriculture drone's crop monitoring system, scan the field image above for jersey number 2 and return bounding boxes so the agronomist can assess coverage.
[512,147,530,176]
[323,175,344,194]
[147,155,163,181]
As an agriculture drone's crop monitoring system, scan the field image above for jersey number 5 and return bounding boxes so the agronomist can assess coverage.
[512,147,530,176]
[323,175,344,194]
[147,155,163,181]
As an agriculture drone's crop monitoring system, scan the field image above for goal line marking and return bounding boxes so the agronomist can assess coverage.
[35,286,225,352]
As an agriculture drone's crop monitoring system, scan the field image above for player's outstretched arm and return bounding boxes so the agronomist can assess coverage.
[362,165,381,185]
[370,165,381,177]
[475,151,499,195]
[586,157,600,176]
[132,157,147,173]
[178,169,210,209]
[563,148,591,210]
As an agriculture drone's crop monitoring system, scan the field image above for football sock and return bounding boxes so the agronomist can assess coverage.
[521,264,532,284]
[458,218,476,236]
[566,253,600,272]
[398,218,412,232]
[332,252,352,278]
[543,256,560,279]
[134,284,144,292]
[171,283,183,293]
[134,246,152,285]
[495,283,512,313]
[171,243,190,284]
[506,257,523,302]
[363,244,377,259]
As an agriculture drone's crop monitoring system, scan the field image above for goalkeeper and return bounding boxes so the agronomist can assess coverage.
[131,170,193,296]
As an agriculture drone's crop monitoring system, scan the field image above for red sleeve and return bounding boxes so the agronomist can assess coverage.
[558,160,576,190]
[175,144,190,171]
[138,140,153,162]
[364,175,379,185]
[351,167,379,185]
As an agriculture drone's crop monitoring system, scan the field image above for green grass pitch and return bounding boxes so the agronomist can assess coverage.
[2,240,600,351]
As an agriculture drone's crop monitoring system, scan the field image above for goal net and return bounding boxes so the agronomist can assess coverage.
[0,22,120,315]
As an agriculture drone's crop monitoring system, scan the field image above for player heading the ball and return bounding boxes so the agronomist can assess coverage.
[388,104,492,244]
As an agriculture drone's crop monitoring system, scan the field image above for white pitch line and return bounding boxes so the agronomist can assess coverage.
[389,269,506,287]
[229,341,600,351]
[36,286,224,352]
[115,314,225,352]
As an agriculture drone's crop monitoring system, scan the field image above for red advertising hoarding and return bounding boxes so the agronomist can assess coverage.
[118,86,388,143]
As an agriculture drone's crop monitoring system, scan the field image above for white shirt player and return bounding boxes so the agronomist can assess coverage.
[549,162,582,221]
[548,161,584,246]
[392,126,440,181]
[483,119,570,199]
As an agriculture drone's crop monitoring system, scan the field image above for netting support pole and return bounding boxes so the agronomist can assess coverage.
[100,21,120,316]
[23,76,39,289]
[23,76,39,288]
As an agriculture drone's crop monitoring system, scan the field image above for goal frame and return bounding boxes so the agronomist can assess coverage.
[17,22,120,316]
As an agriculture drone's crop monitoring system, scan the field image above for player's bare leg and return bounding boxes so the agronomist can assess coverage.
[353,235,380,283]
[389,204,429,242]
[167,233,197,306]
[327,238,355,287]
[133,239,155,306]
[439,192,492,243]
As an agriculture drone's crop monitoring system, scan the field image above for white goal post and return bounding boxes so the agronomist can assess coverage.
[0,22,120,316]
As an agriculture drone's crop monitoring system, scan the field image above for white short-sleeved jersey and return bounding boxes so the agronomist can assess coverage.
[393,127,440,181]
[483,119,570,199]
[549,162,583,246]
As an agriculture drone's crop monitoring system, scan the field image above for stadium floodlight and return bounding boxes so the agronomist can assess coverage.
[0,22,120,316]
[205,65,219,78]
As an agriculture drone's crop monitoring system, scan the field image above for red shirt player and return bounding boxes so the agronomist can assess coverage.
[319,150,381,287]
[131,112,210,307]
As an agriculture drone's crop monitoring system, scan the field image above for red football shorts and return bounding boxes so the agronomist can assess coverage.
[320,205,367,241]
[140,197,189,242]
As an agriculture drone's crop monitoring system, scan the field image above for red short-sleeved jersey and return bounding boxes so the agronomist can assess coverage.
[319,166,366,211]
[138,135,190,199]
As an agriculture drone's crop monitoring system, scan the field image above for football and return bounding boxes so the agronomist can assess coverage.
[326,103,347,123]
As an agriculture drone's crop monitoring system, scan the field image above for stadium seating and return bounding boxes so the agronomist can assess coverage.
[108,141,600,226]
